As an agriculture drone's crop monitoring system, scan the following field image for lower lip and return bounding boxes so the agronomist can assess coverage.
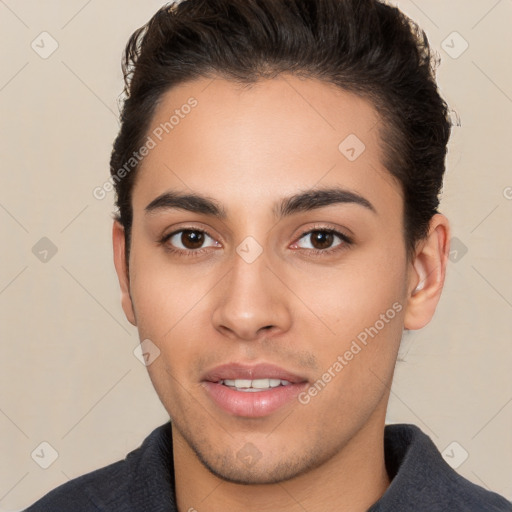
[202,381,308,418]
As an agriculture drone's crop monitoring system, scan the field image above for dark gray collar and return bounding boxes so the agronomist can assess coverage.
[80,421,511,512]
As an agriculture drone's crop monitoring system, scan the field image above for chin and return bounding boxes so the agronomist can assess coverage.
[190,438,325,486]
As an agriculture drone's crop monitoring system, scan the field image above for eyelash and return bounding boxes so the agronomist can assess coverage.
[292,226,353,257]
[158,225,353,259]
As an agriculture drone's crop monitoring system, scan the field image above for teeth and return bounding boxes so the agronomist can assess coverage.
[220,378,292,391]
[224,379,251,388]
[253,378,277,389]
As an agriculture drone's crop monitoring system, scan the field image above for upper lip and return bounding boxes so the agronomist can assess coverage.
[202,363,308,384]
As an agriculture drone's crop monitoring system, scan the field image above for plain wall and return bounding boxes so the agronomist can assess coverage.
[0,1,511,510]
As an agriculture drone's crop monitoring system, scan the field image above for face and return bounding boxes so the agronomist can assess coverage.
[115,75,429,484]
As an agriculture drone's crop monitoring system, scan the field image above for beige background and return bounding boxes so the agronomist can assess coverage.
[0,1,511,510]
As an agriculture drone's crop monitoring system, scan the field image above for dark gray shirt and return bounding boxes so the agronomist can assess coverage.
[25,422,512,511]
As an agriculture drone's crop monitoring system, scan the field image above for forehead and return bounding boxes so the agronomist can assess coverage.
[132,75,401,216]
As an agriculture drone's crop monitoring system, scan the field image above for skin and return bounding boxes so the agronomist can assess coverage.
[112,74,450,512]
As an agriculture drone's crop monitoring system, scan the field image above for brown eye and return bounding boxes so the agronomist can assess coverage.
[309,231,334,250]
[180,230,205,249]
[166,229,219,252]
[293,228,350,254]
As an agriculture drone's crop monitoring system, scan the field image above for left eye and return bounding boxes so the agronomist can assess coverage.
[167,229,219,250]
[294,230,346,251]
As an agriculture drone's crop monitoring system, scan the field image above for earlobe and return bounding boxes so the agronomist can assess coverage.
[112,221,137,326]
[404,214,450,330]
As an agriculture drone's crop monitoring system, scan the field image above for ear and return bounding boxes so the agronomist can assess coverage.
[112,221,137,326]
[404,213,450,330]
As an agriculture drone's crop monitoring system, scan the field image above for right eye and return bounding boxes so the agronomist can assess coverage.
[160,228,221,256]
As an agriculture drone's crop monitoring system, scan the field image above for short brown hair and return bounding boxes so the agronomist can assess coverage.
[110,0,452,262]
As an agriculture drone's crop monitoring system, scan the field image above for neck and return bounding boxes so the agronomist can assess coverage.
[172,415,390,512]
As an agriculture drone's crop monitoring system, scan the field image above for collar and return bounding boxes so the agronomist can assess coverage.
[82,421,510,511]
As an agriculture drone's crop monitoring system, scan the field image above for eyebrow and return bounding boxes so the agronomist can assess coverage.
[276,187,376,217]
[144,187,376,219]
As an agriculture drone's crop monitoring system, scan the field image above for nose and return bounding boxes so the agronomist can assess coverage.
[211,250,293,341]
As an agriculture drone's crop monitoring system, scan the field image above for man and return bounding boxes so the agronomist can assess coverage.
[26,0,512,510]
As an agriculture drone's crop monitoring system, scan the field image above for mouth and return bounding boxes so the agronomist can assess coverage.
[217,377,294,392]
[201,363,309,418]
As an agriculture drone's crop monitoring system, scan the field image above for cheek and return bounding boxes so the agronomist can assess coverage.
[131,260,209,407]
[289,240,407,406]
[128,244,218,390]
[291,244,407,341]
[129,242,213,338]
[291,264,406,430]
